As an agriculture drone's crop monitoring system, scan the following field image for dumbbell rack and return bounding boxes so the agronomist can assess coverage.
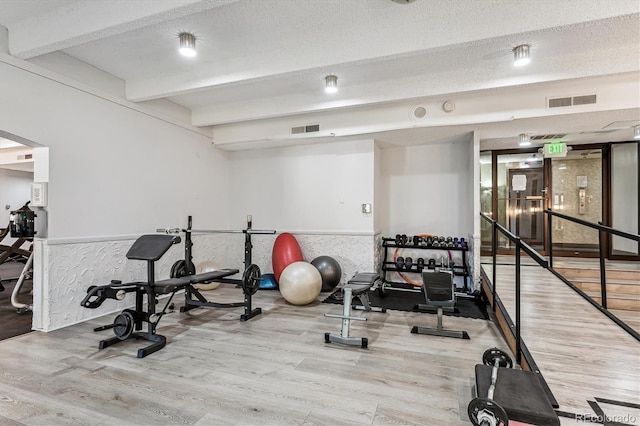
[380,236,471,294]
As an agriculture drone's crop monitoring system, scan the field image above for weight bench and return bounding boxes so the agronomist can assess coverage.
[324,272,386,348]
[474,364,559,425]
[410,270,469,339]
[81,234,238,358]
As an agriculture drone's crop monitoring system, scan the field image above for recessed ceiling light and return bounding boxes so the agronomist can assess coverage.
[325,75,338,93]
[178,32,197,57]
[513,44,530,66]
[518,133,531,146]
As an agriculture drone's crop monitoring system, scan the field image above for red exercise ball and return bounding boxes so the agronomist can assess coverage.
[272,233,304,282]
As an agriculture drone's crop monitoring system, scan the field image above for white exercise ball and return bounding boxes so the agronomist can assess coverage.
[194,260,221,291]
[279,261,322,305]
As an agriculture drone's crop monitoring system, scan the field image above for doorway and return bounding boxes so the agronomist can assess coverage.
[482,142,639,259]
[490,151,546,253]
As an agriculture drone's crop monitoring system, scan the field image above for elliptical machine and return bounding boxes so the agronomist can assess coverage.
[7,202,35,313]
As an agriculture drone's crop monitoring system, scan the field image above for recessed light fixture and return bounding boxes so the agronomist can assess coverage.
[518,133,531,146]
[513,44,530,66]
[178,32,197,57]
[634,124,640,139]
[325,75,338,93]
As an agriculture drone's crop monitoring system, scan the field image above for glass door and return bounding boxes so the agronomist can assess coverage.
[549,148,602,256]
[495,152,546,252]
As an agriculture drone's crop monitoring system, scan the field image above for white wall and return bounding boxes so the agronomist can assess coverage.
[0,58,228,239]
[379,137,474,237]
[0,168,32,226]
[228,139,375,232]
[612,142,639,254]
[0,55,230,330]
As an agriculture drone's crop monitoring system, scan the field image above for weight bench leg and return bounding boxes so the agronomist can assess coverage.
[410,307,470,339]
[324,287,368,348]
[353,292,386,313]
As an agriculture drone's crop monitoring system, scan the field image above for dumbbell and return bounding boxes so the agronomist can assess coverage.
[395,256,405,270]
[467,348,513,426]
[460,237,467,248]
[425,237,433,247]
[427,258,436,270]
[417,258,425,271]
[404,257,413,270]
[412,235,420,246]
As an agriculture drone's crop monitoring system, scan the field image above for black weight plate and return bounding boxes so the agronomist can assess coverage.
[242,264,261,295]
[483,347,513,368]
[170,260,183,278]
[113,311,134,340]
[468,397,509,426]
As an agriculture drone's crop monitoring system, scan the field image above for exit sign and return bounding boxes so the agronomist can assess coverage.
[544,142,568,158]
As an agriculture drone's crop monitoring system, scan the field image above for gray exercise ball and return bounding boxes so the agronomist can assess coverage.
[311,255,342,292]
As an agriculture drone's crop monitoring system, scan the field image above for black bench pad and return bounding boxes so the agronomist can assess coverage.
[154,269,239,294]
[475,364,559,425]
[345,273,379,295]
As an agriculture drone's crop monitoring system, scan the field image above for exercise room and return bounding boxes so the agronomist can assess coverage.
[0,1,638,425]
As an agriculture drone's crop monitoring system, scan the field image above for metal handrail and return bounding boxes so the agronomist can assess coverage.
[544,209,640,310]
[544,209,640,242]
[480,212,551,363]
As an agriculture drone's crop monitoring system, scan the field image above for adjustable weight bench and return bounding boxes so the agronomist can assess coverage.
[410,270,469,339]
[81,234,238,358]
[324,272,386,348]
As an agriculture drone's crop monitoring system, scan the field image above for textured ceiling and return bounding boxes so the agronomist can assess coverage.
[0,0,639,150]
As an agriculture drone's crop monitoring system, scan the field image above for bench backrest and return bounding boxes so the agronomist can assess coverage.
[126,234,181,261]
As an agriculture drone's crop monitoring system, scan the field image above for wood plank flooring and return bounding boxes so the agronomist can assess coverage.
[481,261,640,424]
[0,286,508,426]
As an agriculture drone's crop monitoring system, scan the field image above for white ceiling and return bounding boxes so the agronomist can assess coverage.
[0,0,639,152]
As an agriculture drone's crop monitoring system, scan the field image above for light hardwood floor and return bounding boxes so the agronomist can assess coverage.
[0,286,509,426]
[482,262,640,425]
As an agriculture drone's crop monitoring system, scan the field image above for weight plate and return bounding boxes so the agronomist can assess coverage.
[170,260,183,278]
[113,311,134,340]
[468,397,509,426]
[171,259,196,278]
[242,264,261,296]
[482,347,513,368]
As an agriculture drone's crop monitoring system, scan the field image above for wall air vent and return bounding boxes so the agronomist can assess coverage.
[531,134,567,141]
[572,94,597,105]
[548,94,596,109]
[291,124,320,135]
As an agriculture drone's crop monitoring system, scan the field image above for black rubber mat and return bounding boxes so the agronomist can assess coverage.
[322,288,489,320]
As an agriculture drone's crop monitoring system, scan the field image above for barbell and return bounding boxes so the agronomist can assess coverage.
[468,347,513,426]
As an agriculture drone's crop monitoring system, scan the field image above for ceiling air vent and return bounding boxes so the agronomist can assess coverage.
[548,94,596,109]
[531,134,567,141]
[291,124,320,135]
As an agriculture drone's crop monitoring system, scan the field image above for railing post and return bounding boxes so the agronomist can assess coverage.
[492,220,497,312]
[597,224,607,309]
[515,237,522,365]
[547,212,553,269]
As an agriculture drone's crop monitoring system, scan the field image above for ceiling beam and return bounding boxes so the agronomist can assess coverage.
[8,0,239,59]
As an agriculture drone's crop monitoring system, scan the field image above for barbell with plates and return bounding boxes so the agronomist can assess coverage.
[467,347,513,426]
[169,261,263,296]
